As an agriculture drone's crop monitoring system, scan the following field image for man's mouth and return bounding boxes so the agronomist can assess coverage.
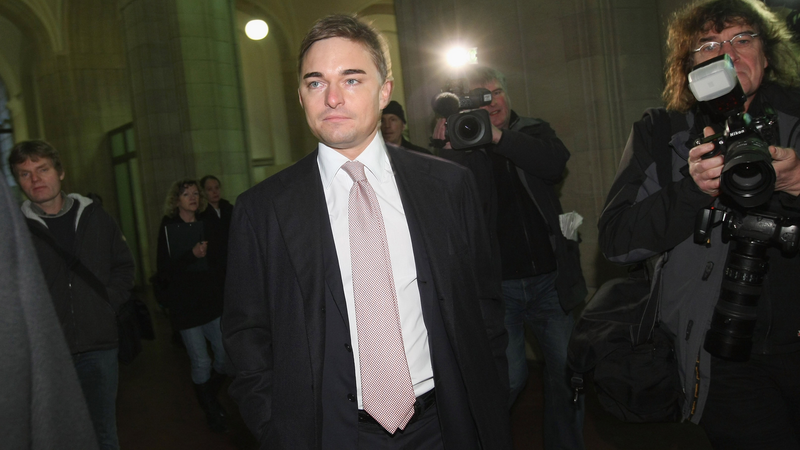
[323,114,351,122]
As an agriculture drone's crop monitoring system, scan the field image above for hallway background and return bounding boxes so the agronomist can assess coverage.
[0,0,727,291]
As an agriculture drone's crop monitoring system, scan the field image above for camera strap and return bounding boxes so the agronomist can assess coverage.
[644,108,689,188]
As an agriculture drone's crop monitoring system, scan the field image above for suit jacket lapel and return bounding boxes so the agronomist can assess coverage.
[272,151,348,380]
[388,147,457,334]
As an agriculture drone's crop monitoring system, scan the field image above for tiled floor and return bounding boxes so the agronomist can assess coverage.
[117,291,713,449]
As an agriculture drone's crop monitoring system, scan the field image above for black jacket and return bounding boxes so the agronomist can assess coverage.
[597,84,800,422]
[400,137,432,155]
[440,111,587,311]
[4,182,99,449]
[156,214,224,330]
[222,144,511,449]
[22,194,135,354]
[198,198,234,270]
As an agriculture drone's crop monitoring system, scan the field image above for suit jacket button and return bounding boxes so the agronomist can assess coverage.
[344,343,352,352]
[347,394,356,402]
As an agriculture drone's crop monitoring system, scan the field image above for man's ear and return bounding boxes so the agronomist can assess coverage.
[297,88,304,109]
[379,80,393,110]
[59,171,65,181]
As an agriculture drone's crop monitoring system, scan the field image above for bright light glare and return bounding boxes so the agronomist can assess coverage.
[245,20,269,40]
[446,48,471,67]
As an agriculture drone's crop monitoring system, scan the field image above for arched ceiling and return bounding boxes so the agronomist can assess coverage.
[0,0,64,55]
[237,0,393,55]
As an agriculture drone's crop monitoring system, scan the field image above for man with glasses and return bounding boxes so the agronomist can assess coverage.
[599,0,800,447]
[435,65,587,450]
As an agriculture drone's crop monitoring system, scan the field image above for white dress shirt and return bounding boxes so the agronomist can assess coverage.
[317,132,435,409]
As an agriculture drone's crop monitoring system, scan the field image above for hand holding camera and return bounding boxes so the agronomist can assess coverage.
[688,126,724,197]
[770,144,800,196]
[689,54,778,208]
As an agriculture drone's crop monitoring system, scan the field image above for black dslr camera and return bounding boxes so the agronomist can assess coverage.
[689,54,779,209]
[689,55,792,361]
[430,79,493,150]
[694,208,800,361]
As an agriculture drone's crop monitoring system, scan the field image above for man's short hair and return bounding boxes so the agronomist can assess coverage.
[199,175,220,189]
[297,14,392,83]
[663,0,800,112]
[162,179,208,218]
[7,140,63,179]
[464,65,508,93]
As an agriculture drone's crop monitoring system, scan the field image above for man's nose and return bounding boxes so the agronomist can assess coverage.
[325,85,343,108]
[720,41,739,60]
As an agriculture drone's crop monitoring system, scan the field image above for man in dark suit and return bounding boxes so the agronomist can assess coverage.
[222,14,511,449]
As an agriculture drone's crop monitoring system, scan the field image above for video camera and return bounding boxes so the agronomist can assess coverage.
[689,54,779,209]
[430,79,493,150]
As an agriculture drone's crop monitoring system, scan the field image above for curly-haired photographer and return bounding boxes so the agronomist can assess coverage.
[599,0,800,447]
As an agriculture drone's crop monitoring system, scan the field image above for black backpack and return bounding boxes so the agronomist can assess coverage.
[567,108,687,423]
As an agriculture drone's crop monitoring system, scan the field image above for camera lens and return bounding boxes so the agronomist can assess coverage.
[721,138,775,208]
[456,116,482,140]
[445,109,493,150]
[453,114,486,145]
[704,239,768,361]
[730,164,764,189]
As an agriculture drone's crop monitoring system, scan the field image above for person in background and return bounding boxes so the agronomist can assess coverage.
[156,179,228,433]
[436,65,586,450]
[199,175,233,269]
[0,174,99,450]
[381,100,432,154]
[8,140,135,450]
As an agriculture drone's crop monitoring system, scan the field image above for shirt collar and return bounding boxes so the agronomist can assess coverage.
[29,191,74,217]
[317,132,391,189]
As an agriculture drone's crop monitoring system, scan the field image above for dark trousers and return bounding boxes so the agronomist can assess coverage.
[356,403,444,450]
[73,348,120,450]
[700,352,800,449]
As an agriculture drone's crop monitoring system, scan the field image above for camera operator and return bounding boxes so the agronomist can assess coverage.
[435,65,586,450]
[599,0,800,447]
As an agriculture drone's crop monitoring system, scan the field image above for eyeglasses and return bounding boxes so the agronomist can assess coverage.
[693,33,759,54]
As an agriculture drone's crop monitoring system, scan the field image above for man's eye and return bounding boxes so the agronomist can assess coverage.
[308,81,321,88]
[345,79,359,85]
[700,43,719,52]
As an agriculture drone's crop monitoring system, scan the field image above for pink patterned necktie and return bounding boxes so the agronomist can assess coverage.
[341,160,416,433]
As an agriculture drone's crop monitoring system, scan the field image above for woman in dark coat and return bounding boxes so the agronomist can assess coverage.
[156,179,228,433]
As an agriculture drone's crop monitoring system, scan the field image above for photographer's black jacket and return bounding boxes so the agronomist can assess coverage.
[598,83,800,423]
[440,110,586,311]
